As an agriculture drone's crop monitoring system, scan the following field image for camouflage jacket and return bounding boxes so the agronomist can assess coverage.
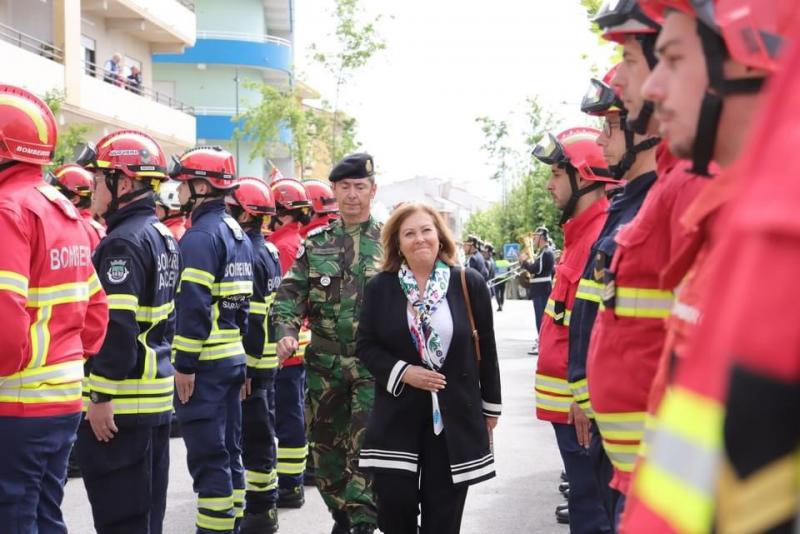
[273,216,383,355]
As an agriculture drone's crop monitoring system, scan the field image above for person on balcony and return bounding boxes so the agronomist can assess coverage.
[103,53,123,86]
[126,66,143,95]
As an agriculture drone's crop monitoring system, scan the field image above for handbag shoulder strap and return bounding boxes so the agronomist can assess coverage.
[460,268,481,363]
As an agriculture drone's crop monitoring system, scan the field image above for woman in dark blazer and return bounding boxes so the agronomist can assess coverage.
[357,202,502,534]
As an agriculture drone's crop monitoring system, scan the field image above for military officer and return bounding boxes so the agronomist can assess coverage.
[274,153,382,534]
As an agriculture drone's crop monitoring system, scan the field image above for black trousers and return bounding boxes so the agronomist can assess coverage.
[589,421,624,531]
[495,282,506,308]
[242,371,278,513]
[76,421,170,534]
[373,429,468,534]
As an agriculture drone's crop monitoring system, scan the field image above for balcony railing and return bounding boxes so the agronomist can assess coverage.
[196,30,291,48]
[83,59,195,115]
[177,0,196,11]
[0,22,63,62]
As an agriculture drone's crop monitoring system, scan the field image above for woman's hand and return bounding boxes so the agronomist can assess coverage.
[401,365,446,392]
[485,416,498,450]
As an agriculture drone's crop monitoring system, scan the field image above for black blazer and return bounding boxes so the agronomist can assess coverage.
[356,266,502,487]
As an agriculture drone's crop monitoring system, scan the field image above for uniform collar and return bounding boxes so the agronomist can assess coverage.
[247,228,266,243]
[0,161,40,184]
[190,198,226,224]
[562,196,609,248]
[609,171,658,212]
[105,196,156,231]
[270,220,302,241]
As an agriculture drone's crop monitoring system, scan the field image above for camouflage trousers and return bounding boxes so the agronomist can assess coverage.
[305,347,377,526]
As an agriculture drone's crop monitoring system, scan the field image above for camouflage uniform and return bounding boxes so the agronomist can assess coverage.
[273,216,382,527]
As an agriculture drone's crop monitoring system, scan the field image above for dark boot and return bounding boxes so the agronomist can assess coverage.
[558,481,570,495]
[277,485,304,508]
[240,505,278,534]
[556,507,569,524]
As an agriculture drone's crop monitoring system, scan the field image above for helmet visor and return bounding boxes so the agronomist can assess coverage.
[581,79,622,115]
[74,142,98,169]
[532,133,565,165]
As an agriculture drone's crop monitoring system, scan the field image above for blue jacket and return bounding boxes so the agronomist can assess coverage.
[468,252,489,280]
[524,247,555,298]
[567,172,658,415]
[86,196,181,425]
[243,229,282,382]
[173,200,254,373]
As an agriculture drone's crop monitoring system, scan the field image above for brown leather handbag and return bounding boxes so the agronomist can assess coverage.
[460,268,481,363]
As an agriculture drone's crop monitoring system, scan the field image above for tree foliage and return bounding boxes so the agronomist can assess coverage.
[465,98,564,252]
[310,0,386,164]
[43,90,91,171]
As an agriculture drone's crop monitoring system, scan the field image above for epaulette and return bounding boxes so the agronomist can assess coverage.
[306,224,330,239]
[36,184,79,220]
[265,241,280,263]
[222,215,244,241]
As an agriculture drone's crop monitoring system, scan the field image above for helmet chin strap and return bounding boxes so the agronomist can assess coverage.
[102,171,151,219]
[180,179,216,214]
[609,111,660,180]
[560,166,604,225]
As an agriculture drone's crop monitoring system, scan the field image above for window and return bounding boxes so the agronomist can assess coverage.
[81,35,95,76]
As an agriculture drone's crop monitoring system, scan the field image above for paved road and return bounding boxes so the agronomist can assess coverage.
[63,298,568,533]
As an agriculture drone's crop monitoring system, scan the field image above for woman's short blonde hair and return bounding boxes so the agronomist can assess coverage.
[380,202,458,272]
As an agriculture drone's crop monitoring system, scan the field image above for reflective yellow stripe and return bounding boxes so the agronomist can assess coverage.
[181,268,214,289]
[278,445,309,459]
[246,469,278,491]
[246,354,278,370]
[575,279,604,303]
[196,513,235,532]
[535,373,572,395]
[544,298,572,326]
[87,271,102,296]
[602,440,640,472]
[174,335,204,353]
[0,360,83,402]
[87,374,174,395]
[198,494,234,511]
[233,489,244,518]
[82,394,174,415]
[27,281,91,307]
[136,302,174,323]
[27,305,53,369]
[633,387,723,533]
[535,391,573,413]
[277,461,306,475]
[595,411,647,441]
[107,293,139,312]
[249,301,269,315]
[198,341,244,361]
[614,287,674,319]
[0,270,28,297]
[206,328,241,344]
[212,280,253,297]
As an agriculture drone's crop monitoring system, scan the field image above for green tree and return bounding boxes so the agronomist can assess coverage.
[42,90,91,171]
[311,0,386,164]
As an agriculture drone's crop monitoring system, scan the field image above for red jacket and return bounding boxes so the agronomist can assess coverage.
[620,167,736,533]
[162,215,187,241]
[0,163,108,417]
[267,220,309,367]
[586,159,706,494]
[535,197,608,423]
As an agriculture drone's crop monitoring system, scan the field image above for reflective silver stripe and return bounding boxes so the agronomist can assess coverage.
[535,374,571,395]
[535,394,573,411]
[88,374,174,395]
[1,360,84,387]
[136,302,174,323]
[595,413,647,440]
[576,279,604,302]
[27,304,52,369]
[603,441,640,471]
[615,287,674,318]
[246,355,278,370]
[531,276,552,283]
[107,293,138,312]
[0,270,28,296]
[174,335,204,352]
[569,380,590,400]
[82,395,174,414]
[206,329,241,344]
[0,383,82,402]
[212,281,253,297]
[27,282,90,307]
[646,426,719,495]
[198,341,245,361]
[671,299,700,324]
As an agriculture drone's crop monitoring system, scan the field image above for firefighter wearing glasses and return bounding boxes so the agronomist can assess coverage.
[226,177,283,534]
[170,146,254,534]
[49,163,106,247]
[74,130,181,534]
[531,127,612,533]
[0,84,108,533]
[268,177,313,507]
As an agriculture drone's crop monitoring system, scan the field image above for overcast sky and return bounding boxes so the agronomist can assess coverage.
[294,0,615,200]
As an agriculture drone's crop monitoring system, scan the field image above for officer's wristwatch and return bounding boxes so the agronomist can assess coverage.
[89,391,112,404]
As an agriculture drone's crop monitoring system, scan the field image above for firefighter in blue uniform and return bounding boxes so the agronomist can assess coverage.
[170,146,254,534]
[74,130,181,534]
[226,177,283,534]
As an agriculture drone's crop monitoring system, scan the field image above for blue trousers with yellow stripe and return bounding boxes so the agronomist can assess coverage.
[275,364,307,488]
[241,369,278,514]
[176,364,246,534]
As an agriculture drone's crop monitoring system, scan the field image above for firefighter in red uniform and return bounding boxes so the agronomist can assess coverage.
[302,179,339,238]
[618,1,793,532]
[531,127,612,533]
[267,177,312,507]
[581,1,708,524]
[0,84,108,532]
[155,179,187,241]
[49,163,106,247]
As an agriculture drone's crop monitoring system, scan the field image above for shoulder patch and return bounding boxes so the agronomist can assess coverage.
[265,241,280,263]
[222,215,244,241]
[104,257,131,284]
[36,185,79,221]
